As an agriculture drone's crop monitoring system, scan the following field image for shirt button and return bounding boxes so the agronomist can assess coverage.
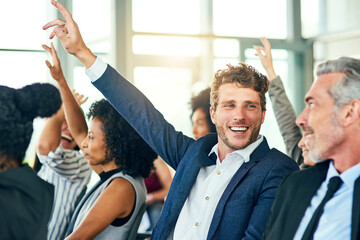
[195,222,199,226]
[205,196,209,200]
[217,170,221,175]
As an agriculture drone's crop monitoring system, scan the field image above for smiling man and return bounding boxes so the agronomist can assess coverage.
[43,1,299,239]
[264,57,360,240]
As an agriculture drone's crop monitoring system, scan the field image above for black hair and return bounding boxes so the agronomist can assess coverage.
[190,87,217,133]
[87,99,157,178]
[0,83,61,164]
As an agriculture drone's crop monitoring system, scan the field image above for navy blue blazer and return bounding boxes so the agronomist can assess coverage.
[93,64,299,240]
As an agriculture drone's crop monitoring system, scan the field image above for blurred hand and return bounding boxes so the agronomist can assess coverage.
[253,37,277,81]
[72,89,88,106]
[43,0,96,68]
[43,42,65,82]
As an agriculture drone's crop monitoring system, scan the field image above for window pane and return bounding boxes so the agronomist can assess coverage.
[213,0,287,39]
[133,35,200,56]
[0,0,49,50]
[301,0,360,38]
[132,0,200,34]
[134,67,193,135]
[73,0,111,53]
[213,39,239,58]
[301,0,320,38]
[0,52,48,88]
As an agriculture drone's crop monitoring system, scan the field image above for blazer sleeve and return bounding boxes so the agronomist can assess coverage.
[268,76,304,166]
[243,153,299,240]
[92,64,194,170]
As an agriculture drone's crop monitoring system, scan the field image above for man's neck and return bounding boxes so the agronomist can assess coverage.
[332,142,360,174]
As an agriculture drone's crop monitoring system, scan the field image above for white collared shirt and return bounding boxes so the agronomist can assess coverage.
[293,161,360,240]
[170,135,263,240]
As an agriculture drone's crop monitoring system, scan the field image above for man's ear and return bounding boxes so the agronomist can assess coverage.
[210,106,216,124]
[261,110,266,124]
[339,99,360,127]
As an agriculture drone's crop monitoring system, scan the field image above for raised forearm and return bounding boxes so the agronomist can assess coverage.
[37,106,64,155]
[57,78,88,148]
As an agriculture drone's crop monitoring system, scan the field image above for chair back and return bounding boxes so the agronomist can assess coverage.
[128,202,147,240]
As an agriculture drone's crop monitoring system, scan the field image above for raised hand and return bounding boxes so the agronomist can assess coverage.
[72,89,88,106]
[43,42,65,83]
[43,0,96,68]
[253,37,277,81]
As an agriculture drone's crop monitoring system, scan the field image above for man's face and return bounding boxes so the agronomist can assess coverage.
[210,83,265,157]
[296,73,346,162]
[61,121,78,150]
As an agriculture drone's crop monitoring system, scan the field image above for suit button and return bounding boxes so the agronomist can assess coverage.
[205,196,209,200]
[195,222,199,226]
[217,170,221,175]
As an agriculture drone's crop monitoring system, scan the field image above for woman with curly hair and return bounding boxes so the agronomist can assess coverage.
[0,83,62,240]
[190,87,217,140]
[43,43,157,240]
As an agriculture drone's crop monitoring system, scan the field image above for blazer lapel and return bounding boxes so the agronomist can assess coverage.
[207,138,270,239]
[351,176,360,240]
[283,161,330,238]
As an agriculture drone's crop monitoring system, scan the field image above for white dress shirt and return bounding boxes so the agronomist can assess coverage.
[169,136,263,240]
[293,161,360,240]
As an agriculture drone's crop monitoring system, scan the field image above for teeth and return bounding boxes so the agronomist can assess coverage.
[61,135,73,141]
[230,127,248,132]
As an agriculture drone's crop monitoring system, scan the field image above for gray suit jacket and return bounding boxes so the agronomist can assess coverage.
[268,76,308,169]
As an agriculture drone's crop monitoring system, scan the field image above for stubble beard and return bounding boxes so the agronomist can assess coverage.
[216,123,261,151]
[308,112,344,162]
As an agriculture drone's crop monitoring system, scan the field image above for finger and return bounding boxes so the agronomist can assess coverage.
[43,19,66,30]
[82,97,89,104]
[260,37,271,49]
[52,0,74,23]
[50,42,60,64]
[45,60,52,69]
[42,44,51,53]
[253,45,265,56]
[53,27,68,42]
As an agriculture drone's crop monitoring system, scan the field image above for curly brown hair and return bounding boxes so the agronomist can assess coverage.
[210,63,269,112]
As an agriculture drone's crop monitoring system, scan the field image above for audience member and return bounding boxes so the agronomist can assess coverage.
[42,42,157,240]
[253,37,314,169]
[190,87,216,139]
[0,83,61,240]
[36,89,92,239]
[264,56,360,240]
[43,2,299,239]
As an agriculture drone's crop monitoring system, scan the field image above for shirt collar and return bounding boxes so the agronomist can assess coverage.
[326,161,360,188]
[208,135,263,163]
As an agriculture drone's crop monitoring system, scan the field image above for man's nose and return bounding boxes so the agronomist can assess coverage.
[296,108,308,128]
